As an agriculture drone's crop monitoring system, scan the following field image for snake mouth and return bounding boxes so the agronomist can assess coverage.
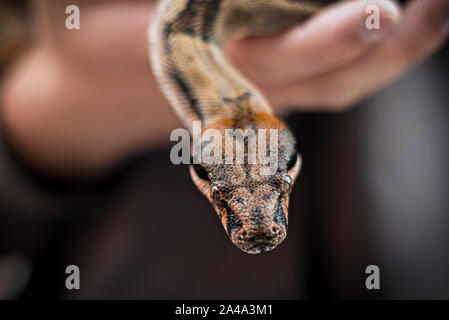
[232,223,287,254]
[246,242,277,254]
[208,184,288,254]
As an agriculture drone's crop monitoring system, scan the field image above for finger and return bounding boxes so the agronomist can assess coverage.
[268,0,449,110]
[227,0,401,87]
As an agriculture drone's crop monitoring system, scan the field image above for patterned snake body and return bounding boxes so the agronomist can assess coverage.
[150,0,337,254]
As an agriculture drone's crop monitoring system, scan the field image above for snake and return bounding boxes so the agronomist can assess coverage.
[149,0,338,254]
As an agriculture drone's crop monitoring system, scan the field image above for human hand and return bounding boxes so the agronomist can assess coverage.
[227,0,449,112]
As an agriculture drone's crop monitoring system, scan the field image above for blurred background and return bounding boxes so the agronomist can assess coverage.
[0,0,448,299]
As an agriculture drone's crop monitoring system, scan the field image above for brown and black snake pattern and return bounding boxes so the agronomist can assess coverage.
[149,0,339,254]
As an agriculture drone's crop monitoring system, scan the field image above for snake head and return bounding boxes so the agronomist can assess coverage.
[189,117,302,254]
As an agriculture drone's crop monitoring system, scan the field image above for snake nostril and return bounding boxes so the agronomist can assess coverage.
[272,226,278,234]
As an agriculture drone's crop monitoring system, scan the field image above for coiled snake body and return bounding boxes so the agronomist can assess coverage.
[150,0,337,254]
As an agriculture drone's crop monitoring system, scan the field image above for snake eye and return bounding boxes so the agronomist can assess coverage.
[192,164,210,181]
[212,186,221,203]
[280,173,292,193]
[282,179,292,193]
[286,152,298,171]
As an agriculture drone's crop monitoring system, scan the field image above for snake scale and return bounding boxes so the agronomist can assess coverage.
[149,0,338,254]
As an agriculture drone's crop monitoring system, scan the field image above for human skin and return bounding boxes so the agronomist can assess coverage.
[1,0,448,178]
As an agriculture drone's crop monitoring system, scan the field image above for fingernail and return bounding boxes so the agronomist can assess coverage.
[359,1,401,43]
[359,16,398,43]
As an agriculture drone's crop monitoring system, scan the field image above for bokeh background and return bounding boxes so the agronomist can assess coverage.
[0,0,448,299]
